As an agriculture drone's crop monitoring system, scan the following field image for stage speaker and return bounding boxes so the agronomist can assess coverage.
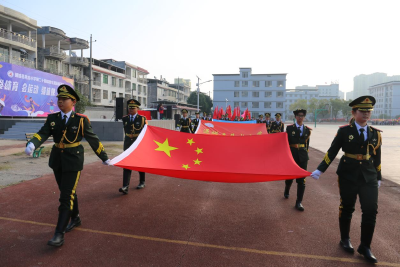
[115,97,124,121]
[166,106,172,119]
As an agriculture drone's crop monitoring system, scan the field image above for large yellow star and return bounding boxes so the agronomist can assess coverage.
[182,164,190,170]
[193,158,202,165]
[230,133,235,136]
[187,138,195,146]
[154,138,178,157]
[195,147,203,155]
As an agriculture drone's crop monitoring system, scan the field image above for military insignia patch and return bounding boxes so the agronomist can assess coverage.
[349,135,354,140]
[72,126,78,130]
[124,122,127,125]
[50,122,55,126]
[292,131,295,135]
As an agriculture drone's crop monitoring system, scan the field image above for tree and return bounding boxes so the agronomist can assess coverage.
[329,98,342,120]
[187,92,213,114]
[289,99,308,111]
[308,98,319,114]
[75,90,92,114]
[317,99,329,118]
[340,99,352,121]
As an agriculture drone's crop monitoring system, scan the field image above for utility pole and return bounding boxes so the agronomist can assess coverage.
[89,34,93,102]
[196,76,200,112]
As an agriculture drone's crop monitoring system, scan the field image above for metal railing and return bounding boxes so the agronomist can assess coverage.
[138,78,147,84]
[125,74,131,79]
[70,57,89,66]
[74,74,89,84]
[10,56,36,69]
[44,46,67,60]
[93,80,101,86]
[0,28,36,48]
[125,88,131,93]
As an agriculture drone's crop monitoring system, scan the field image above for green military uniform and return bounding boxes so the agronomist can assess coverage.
[28,84,109,247]
[121,99,147,193]
[270,113,284,133]
[284,109,311,211]
[191,112,200,133]
[177,109,192,133]
[315,96,381,263]
[256,115,263,123]
[264,113,272,133]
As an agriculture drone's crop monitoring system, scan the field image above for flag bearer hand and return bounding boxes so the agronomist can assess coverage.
[378,180,381,188]
[25,142,35,156]
[102,159,113,166]
[311,169,322,180]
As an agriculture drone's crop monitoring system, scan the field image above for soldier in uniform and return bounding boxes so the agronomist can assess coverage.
[191,111,200,133]
[177,109,192,133]
[25,85,111,247]
[207,114,212,121]
[265,113,272,133]
[311,96,382,263]
[256,114,263,123]
[120,99,148,194]
[202,112,207,120]
[284,109,311,211]
[269,113,284,133]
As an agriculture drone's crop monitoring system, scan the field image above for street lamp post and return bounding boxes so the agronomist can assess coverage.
[196,76,212,112]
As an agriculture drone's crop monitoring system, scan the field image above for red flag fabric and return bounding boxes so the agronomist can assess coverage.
[111,125,310,183]
[213,106,218,120]
[195,120,267,135]
[219,107,225,118]
[137,110,151,120]
[226,105,232,120]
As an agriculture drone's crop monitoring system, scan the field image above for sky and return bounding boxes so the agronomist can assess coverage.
[3,0,400,96]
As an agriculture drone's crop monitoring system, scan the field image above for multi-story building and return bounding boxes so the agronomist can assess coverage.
[354,73,400,99]
[174,78,191,88]
[346,91,354,101]
[36,26,89,94]
[147,78,180,107]
[84,58,149,107]
[368,81,400,119]
[213,67,287,120]
[169,82,191,103]
[317,83,339,97]
[0,5,38,69]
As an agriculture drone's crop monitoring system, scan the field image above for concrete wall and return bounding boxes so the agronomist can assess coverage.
[91,121,123,141]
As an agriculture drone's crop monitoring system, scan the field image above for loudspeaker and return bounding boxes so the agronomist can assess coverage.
[115,97,124,121]
[174,114,181,127]
[166,106,172,119]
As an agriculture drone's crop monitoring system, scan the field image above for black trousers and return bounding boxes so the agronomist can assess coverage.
[285,159,307,185]
[123,169,145,186]
[54,170,81,214]
[338,174,378,226]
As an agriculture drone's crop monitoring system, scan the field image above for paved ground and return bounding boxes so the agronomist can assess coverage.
[1,148,399,266]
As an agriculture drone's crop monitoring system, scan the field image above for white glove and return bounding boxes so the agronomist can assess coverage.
[25,142,35,156]
[102,159,113,166]
[176,127,180,131]
[310,169,323,180]
[378,180,381,188]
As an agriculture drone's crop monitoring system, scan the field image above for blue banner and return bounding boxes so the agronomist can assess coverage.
[0,62,74,117]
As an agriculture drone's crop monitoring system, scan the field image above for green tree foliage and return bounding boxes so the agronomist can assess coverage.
[289,99,308,111]
[329,98,343,120]
[317,99,330,118]
[187,92,213,114]
[75,90,92,114]
[340,99,352,121]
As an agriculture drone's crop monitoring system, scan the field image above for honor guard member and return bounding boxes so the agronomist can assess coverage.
[207,114,212,121]
[120,99,148,194]
[256,114,263,123]
[25,85,111,247]
[202,112,207,120]
[311,96,382,263]
[284,109,312,211]
[270,113,284,133]
[191,111,200,133]
[177,109,192,133]
[265,113,272,133]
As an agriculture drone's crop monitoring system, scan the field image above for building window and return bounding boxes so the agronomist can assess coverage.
[277,102,283,108]
[234,102,239,107]
[277,81,284,87]
[252,102,259,108]
[119,93,123,97]
[112,77,116,87]
[138,97,142,103]
[242,72,248,78]
[119,79,123,88]
[242,91,248,97]
[252,92,259,97]
[132,70,136,78]
[103,90,108,99]
[143,98,146,106]
[234,91,239,97]
[132,83,136,91]
[265,91,272,97]
[234,81,240,87]
[264,102,271,108]
[143,86,147,95]
[265,81,272,87]
[252,81,260,87]
[242,81,248,87]
[103,74,108,84]
[125,94,131,99]
[277,92,284,97]
[241,102,248,108]
[138,85,142,94]
[112,92,116,100]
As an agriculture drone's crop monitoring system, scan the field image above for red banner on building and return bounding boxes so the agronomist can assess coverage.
[195,120,268,136]
[111,125,310,183]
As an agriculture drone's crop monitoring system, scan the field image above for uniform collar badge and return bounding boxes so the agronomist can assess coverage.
[292,131,295,135]
[349,135,354,140]
[50,122,55,126]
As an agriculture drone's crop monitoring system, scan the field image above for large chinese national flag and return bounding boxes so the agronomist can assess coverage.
[195,120,267,136]
[111,125,310,183]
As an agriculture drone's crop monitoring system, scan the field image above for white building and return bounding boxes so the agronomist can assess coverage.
[339,90,345,100]
[368,81,400,119]
[354,73,400,99]
[346,91,354,101]
[317,83,339,97]
[213,67,287,120]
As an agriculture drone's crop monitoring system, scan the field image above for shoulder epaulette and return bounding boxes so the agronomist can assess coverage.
[339,124,350,128]
[76,113,90,123]
[370,126,383,132]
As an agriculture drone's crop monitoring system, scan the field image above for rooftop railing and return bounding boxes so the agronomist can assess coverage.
[0,28,36,48]
[44,46,67,60]
[70,57,89,67]
[10,56,36,69]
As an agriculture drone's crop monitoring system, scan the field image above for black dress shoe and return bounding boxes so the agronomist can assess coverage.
[357,244,378,263]
[66,216,81,233]
[284,193,289,199]
[295,202,304,211]
[47,232,64,247]
[340,239,354,253]
[119,186,129,194]
[136,183,145,189]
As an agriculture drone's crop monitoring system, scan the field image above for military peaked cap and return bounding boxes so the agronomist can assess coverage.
[127,99,140,108]
[349,96,375,111]
[57,85,80,101]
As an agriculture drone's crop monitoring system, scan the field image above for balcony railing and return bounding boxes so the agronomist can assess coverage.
[70,57,89,67]
[93,80,101,86]
[125,88,132,93]
[138,78,147,84]
[10,56,36,69]
[44,46,67,60]
[0,28,36,48]
[125,74,131,79]
[74,74,89,84]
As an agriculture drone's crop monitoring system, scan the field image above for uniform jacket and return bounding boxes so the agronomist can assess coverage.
[191,118,200,133]
[29,111,108,172]
[270,121,284,133]
[265,120,272,133]
[122,114,147,150]
[178,117,192,133]
[317,123,382,183]
[286,124,312,164]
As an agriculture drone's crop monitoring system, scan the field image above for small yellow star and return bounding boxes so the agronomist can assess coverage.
[230,133,235,136]
[182,164,190,170]
[187,138,195,146]
[154,138,178,157]
[222,133,226,136]
[193,158,202,165]
[195,147,203,155]
[257,131,262,135]
[212,131,218,135]
[203,129,210,134]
